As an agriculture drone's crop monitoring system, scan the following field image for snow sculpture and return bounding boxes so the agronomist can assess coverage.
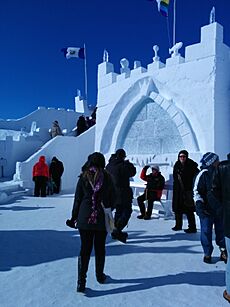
[153,45,160,62]
[103,49,109,62]
[169,42,183,57]
[96,20,230,166]
[120,58,130,74]
[134,61,141,69]
[210,7,215,24]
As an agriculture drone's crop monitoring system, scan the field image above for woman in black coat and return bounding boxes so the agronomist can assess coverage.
[172,150,199,233]
[67,152,115,293]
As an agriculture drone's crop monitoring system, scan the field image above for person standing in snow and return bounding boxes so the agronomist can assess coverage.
[106,149,136,243]
[50,120,63,138]
[172,150,199,233]
[193,152,227,264]
[66,152,115,293]
[76,115,87,136]
[212,153,230,303]
[137,165,165,220]
[49,156,64,194]
[32,156,49,197]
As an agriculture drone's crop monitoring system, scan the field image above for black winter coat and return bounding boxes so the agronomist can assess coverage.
[194,165,222,217]
[172,158,199,213]
[212,160,230,238]
[49,160,64,179]
[71,170,115,231]
[106,156,136,205]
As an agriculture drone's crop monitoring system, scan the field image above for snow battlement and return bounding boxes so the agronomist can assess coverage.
[98,22,229,90]
[95,20,230,164]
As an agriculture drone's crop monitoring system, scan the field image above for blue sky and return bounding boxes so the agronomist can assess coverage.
[0,0,229,120]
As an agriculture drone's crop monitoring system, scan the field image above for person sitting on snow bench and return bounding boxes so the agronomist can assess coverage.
[137,165,165,220]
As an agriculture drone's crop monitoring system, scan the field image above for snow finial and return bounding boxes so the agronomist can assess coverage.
[153,45,160,62]
[120,58,130,74]
[134,61,141,69]
[209,7,215,24]
[103,49,109,62]
[77,89,81,96]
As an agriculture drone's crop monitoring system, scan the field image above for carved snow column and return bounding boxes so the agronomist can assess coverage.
[148,45,165,71]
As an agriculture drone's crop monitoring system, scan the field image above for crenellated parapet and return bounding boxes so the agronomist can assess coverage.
[96,21,230,161]
[98,22,227,90]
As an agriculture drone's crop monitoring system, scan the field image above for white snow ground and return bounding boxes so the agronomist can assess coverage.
[0,193,228,307]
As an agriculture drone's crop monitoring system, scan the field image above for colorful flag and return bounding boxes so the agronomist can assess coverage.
[61,47,85,59]
[158,0,170,17]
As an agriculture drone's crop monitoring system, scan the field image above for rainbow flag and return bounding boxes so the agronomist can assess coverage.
[157,0,170,17]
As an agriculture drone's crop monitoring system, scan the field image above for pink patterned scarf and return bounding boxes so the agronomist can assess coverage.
[87,167,104,224]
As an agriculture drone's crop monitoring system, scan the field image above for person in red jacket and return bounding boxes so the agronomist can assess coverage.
[137,165,165,220]
[32,156,49,197]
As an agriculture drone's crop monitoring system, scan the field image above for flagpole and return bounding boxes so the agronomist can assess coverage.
[83,43,88,101]
[173,0,176,46]
[166,18,171,49]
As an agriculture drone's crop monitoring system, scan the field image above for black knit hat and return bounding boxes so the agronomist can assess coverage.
[87,152,105,169]
[115,149,126,159]
[178,150,189,159]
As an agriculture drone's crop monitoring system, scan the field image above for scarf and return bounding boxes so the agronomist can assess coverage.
[87,167,104,224]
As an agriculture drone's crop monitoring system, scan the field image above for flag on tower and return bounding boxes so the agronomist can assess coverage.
[61,47,85,59]
[157,0,170,17]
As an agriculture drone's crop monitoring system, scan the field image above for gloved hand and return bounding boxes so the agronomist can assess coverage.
[66,218,78,229]
[195,200,210,218]
[143,165,150,171]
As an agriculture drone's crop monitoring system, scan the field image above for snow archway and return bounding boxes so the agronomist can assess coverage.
[100,78,199,156]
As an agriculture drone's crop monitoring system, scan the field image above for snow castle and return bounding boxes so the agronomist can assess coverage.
[1,20,230,194]
[96,21,230,162]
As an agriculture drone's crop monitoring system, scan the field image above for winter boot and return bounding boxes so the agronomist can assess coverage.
[137,214,144,219]
[220,248,228,264]
[186,212,197,233]
[137,199,146,219]
[145,202,153,219]
[184,228,197,233]
[77,256,89,293]
[172,213,183,231]
[111,229,128,243]
[203,255,212,264]
[223,290,230,303]
[95,256,106,284]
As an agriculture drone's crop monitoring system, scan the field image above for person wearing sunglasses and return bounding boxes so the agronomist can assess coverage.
[172,150,199,233]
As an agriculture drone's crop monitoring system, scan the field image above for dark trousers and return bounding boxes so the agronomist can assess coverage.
[78,229,107,282]
[34,176,47,197]
[175,211,196,230]
[114,204,132,231]
[53,177,61,193]
[137,191,159,217]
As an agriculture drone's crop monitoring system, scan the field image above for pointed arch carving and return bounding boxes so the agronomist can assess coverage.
[100,77,199,155]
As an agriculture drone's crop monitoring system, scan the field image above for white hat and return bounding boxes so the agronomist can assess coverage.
[152,165,159,172]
